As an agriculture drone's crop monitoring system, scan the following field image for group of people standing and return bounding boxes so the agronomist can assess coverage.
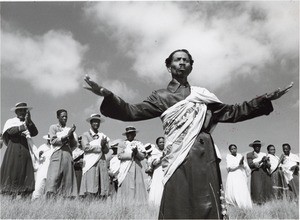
[0,104,165,206]
[225,140,299,210]
[0,49,295,219]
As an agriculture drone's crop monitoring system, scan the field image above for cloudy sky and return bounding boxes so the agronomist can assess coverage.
[0,1,299,180]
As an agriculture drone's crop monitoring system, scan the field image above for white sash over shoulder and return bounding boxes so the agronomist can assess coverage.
[3,117,39,172]
[82,138,102,175]
[160,86,221,185]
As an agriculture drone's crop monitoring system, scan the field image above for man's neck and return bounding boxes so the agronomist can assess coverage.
[91,128,98,134]
[172,76,188,85]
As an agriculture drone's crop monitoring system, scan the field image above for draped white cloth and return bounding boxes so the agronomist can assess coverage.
[225,153,252,209]
[117,140,145,186]
[82,131,109,175]
[160,86,221,184]
[148,146,164,206]
[252,151,267,167]
[32,143,53,200]
[3,117,39,171]
[281,153,300,184]
[268,154,280,174]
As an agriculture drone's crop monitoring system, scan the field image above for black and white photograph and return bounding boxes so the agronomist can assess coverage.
[0,1,299,219]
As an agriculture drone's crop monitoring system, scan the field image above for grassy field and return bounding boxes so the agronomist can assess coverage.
[0,194,298,219]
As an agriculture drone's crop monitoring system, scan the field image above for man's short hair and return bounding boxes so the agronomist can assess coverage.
[165,49,194,68]
[267,144,275,151]
[282,143,291,149]
[56,109,67,117]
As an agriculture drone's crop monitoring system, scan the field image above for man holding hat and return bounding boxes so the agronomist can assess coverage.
[79,113,110,199]
[247,140,272,204]
[116,126,148,202]
[1,102,38,198]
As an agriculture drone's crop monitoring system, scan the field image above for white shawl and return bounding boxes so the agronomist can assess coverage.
[82,131,109,175]
[281,153,300,184]
[117,140,144,186]
[160,86,222,185]
[2,117,39,171]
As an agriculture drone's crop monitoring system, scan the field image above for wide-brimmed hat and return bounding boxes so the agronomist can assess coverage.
[10,102,32,111]
[42,134,50,140]
[144,143,154,154]
[122,126,138,135]
[86,113,105,123]
[249,140,264,147]
[110,139,122,149]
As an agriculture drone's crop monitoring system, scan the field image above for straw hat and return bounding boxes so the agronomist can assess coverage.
[144,143,154,154]
[249,140,264,147]
[10,102,32,111]
[122,126,138,135]
[86,113,105,123]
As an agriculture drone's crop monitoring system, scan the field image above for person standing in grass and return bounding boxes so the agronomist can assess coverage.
[116,126,148,202]
[45,109,78,198]
[247,140,272,204]
[148,137,165,206]
[225,144,252,209]
[79,114,110,199]
[1,102,39,198]
[107,142,120,196]
[266,144,288,199]
[280,143,299,199]
[84,49,292,219]
[32,134,53,200]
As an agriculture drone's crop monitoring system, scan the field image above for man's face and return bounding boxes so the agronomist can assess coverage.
[90,119,100,131]
[168,52,192,79]
[58,111,68,126]
[253,144,261,153]
[126,132,136,142]
[15,108,27,121]
[282,145,290,156]
[268,146,276,155]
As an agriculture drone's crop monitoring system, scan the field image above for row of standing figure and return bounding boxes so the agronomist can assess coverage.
[0,103,165,205]
[225,140,299,209]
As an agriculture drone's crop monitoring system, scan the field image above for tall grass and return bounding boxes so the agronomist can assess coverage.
[0,195,159,219]
[0,194,298,219]
[227,196,299,219]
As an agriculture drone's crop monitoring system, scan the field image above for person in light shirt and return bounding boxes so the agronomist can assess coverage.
[79,114,110,199]
[225,144,252,209]
[266,144,288,199]
[280,143,299,199]
[45,109,78,198]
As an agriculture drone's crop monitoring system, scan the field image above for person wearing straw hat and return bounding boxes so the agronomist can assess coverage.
[32,134,53,200]
[107,140,121,196]
[79,114,110,199]
[1,102,38,198]
[247,140,272,204]
[116,126,148,202]
[84,49,292,219]
[45,109,78,198]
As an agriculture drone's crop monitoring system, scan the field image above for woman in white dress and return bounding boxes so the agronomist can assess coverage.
[225,144,252,209]
[148,137,165,206]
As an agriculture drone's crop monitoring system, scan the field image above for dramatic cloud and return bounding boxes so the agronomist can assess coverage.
[85,1,298,89]
[2,26,88,97]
